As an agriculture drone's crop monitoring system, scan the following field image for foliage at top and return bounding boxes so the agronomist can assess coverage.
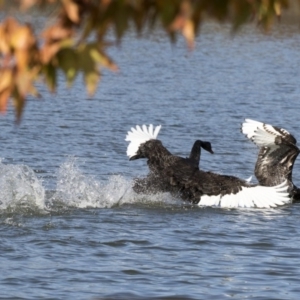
[0,0,292,120]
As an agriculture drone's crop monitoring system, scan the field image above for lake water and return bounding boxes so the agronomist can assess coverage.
[1,23,300,299]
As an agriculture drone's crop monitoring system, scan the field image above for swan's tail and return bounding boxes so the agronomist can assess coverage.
[125,124,161,159]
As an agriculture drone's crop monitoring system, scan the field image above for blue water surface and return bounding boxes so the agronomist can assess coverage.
[1,22,300,300]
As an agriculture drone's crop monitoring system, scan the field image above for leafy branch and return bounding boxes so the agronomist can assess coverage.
[0,0,292,120]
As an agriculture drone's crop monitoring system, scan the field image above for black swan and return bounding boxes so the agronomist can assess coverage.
[126,124,290,208]
[242,118,300,200]
[130,138,213,196]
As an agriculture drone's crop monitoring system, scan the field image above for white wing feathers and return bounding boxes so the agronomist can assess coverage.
[241,118,289,148]
[125,124,161,158]
[199,180,290,208]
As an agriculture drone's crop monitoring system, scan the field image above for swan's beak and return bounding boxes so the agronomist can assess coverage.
[129,155,141,161]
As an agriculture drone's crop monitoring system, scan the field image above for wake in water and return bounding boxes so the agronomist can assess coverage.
[48,157,181,209]
[49,157,133,208]
[0,157,286,216]
[0,157,181,215]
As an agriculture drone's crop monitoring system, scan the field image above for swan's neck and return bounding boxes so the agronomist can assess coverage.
[189,140,202,167]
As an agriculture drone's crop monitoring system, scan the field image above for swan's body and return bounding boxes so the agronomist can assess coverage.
[242,118,300,200]
[126,124,290,208]
[130,139,208,200]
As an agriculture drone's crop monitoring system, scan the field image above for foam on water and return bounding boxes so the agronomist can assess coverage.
[48,157,180,209]
[0,157,182,214]
[49,157,131,208]
[0,160,45,212]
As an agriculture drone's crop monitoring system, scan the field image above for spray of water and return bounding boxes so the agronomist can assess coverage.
[49,157,180,209]
[0,161,45,212]
[0,157,181,214]
[49,157,131,208]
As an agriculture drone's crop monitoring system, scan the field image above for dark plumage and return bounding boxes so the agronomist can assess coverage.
[131,139,213,198]
[242,119,300,200]
[126,124,290,208]
[166,168,251,203]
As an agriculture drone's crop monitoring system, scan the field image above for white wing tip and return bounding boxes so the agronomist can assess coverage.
[125,124,161,158]
[241,118,262,137]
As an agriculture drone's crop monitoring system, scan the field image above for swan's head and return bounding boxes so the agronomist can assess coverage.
[129,140,164,160]
[200,141,214,154]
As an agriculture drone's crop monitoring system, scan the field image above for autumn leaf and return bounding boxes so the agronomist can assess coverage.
[62,0,80,23]
[42,24,73,42]
[41,42,62,64]
[0,88,11,113]
[10,26,33,50]
[0,0,296,120]
[182,19,194,49]
[20,0,40,10]
[0,68,13,91]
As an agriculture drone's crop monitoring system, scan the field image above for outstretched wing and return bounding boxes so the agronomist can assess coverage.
[241,119,300,186]
[199,180,290,208]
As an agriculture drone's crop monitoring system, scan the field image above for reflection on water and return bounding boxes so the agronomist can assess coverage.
[1,23,300,299]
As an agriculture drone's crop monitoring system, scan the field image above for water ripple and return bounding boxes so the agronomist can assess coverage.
[0,23,300,299]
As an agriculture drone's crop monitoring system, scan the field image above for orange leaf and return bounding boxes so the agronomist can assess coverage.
[4,18,19,33]
[0,88,11,113]
[40,42,61,64]
[20,0,39,10]
[15,70,33,97]
[0,25,10,54]
[274,1,281,16]
[62,0,80,23]
[0,69,13,92]
[10,26,34,50]
[42,24,73,42]
[15,49,30,70]
[182,20,195,50]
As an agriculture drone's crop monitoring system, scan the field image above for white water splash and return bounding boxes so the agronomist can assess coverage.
[50,157,131,208]
[50,157,180,209]
[0,157,182,213]
[0,161,45,211]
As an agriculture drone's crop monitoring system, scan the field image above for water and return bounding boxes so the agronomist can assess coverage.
[1,23,300,299]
